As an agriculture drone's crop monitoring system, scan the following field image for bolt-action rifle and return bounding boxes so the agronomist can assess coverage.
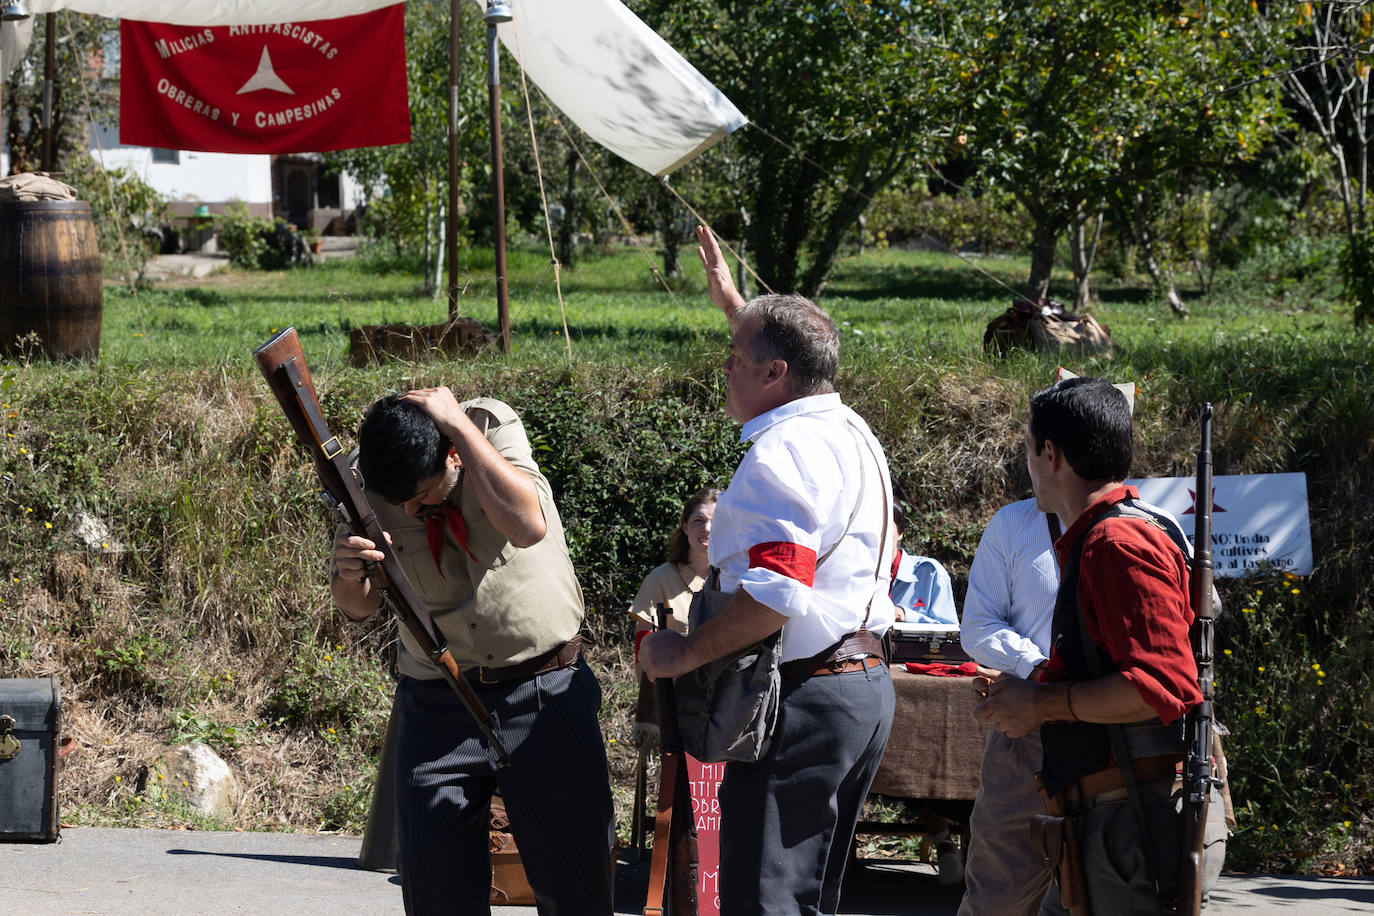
[253,327,511,768]
[644,603,698,916]
[1179,403,1221,914]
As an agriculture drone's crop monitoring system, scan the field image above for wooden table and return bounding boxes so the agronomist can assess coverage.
[871,666,992,801]
[856,666,993,858]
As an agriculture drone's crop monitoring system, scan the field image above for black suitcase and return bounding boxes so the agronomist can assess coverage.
[0,677,61,842]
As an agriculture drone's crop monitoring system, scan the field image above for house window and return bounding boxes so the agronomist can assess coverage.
[151,148,180,164]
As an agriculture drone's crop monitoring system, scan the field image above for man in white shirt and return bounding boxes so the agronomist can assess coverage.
[641,227,897,915]
[957,498,1059,916]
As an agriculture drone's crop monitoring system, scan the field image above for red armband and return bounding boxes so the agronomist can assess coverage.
[748,541,818,586]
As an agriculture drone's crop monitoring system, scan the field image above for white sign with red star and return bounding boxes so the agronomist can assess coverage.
[1125,473,1313,576]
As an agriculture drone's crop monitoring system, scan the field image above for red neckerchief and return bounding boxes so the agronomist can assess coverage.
[423,505,478,576]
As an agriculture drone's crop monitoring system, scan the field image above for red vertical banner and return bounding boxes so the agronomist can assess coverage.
[687,756,725,916]
[119,5,410,153]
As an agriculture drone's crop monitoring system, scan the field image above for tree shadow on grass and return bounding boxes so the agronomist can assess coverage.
[511,317,708,347]
[824,260,1157,307]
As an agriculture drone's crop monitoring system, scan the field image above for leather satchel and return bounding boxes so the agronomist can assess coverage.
[672,571,783,763]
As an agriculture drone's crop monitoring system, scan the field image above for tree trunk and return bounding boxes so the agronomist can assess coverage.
[1069,207,1103,312]
[799,148,907,300]
[748,155,820,293]
[1133,196,1188,318]
[432,201,446,300]
[1026,218,1057,302]
[556,145,578,268]
[657,181,685,279]
[422,187,433,294]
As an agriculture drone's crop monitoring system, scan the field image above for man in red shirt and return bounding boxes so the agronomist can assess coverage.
[974,376,1225,914]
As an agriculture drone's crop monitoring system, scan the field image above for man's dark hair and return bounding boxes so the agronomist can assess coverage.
[738,294,839,396]
[357,394,452,504]
[1029,377,1133,482]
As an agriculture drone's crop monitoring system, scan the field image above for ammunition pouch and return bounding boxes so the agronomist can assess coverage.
[1031,811,1092,916]
[1035,775,1094,916]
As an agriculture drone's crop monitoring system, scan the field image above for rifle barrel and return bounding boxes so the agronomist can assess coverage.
[1179,402,1215,916]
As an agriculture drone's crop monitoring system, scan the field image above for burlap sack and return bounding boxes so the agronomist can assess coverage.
[983,298,1114,358]
[1028,312,1114,358]
[0,173,79,203]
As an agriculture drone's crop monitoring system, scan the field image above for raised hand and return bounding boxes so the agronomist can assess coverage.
[696,225,746,326]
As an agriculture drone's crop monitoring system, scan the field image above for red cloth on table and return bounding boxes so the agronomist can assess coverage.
[904,661,978,677]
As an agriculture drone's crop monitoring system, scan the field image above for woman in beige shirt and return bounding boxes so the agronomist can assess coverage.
[628,486,719,748]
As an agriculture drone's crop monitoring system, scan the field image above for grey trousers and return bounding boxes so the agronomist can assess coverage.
[958,729,1053,916]
[393,661,615,916]
[1039,782,1228,916]
[718,662,896,916]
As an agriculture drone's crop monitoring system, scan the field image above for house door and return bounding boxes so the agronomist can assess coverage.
[285,169,311,229]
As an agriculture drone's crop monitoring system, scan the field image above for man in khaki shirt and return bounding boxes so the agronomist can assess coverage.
[332,387,613,916]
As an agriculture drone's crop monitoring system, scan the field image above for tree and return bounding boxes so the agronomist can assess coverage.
[633,0,947,299]
[3,13,119,175]
[324,0,498,296]
[944,0,1282,309]
[1248,0,1374,324]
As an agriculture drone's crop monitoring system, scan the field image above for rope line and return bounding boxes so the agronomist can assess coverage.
[511,16,573,362]
[533,86,689,310]
[657,176,775,297]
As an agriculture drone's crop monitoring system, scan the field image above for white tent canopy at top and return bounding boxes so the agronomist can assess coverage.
[3,0,746,177]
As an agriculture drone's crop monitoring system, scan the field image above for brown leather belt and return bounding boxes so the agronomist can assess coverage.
[1075,753,1181,799]
[793,655,884,678]
[780,629,886,679]
[467,635,582,685]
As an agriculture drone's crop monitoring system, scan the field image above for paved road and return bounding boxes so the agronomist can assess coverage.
[1,828,1370,915]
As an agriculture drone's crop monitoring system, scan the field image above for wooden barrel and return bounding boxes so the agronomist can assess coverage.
[0,200,103,361]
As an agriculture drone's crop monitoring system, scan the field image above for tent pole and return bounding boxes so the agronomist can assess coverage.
[1,5,35,175]
[446,0,462,323]
[485,2,511,354]
[40,12,53,171]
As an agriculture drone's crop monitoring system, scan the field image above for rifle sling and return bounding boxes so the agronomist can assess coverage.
[281,357,376,528]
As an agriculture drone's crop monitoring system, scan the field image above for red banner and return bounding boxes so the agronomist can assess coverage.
[119,6,410,154]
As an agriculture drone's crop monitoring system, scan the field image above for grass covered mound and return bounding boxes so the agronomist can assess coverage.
[2,243,1370,873]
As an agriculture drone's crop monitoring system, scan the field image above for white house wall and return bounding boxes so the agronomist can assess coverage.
[91,127,273,217]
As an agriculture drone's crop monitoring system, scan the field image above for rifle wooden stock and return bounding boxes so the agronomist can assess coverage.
[644,604,698,916]
[253,327,511,768]
[1179,403,1216,916]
